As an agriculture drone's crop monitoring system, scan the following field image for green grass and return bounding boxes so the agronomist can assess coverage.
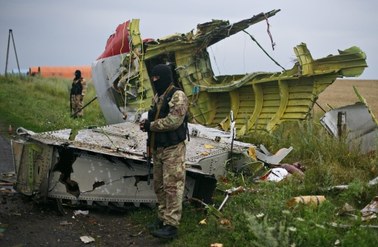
[0,75,106,133]
[1,75,378,246]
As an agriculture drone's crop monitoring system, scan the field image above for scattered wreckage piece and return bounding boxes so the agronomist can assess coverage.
[287,195,326,208]
[92,10,367,137]
[259,167,289,182]
[217,186,246,211]
[336,197,378,222]
[11,121,266,208]
[361,196,378,219]
[325,176,378,191]
[320,88,378,154]
[256,162,305,183]
[255,144,293,165]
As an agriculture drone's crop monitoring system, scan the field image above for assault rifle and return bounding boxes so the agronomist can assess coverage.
[146,131,154,185]
[71,96,97,118]
[69,93,72,115]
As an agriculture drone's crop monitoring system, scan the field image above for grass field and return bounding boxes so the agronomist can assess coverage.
[316,79,378,117]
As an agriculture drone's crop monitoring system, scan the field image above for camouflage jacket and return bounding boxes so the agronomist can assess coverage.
[150,88,189,132]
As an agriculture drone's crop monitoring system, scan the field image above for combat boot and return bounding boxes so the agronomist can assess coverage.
[147,219,164,232]
[151,224,178,239]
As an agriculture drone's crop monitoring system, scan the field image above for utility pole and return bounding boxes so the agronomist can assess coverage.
[5,29,21,77]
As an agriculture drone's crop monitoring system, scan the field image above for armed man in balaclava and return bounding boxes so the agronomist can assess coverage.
[70,70,86,117]
[140,64,189,239]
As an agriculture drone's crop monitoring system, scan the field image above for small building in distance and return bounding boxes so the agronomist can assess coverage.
[29,66,91,79]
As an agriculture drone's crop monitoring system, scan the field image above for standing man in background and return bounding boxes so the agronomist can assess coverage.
[140,64,189,239]
[70,69,86,117]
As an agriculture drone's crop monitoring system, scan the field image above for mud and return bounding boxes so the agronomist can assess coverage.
[0,192,167,246]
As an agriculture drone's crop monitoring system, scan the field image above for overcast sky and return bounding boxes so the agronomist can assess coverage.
[1,0,377,79]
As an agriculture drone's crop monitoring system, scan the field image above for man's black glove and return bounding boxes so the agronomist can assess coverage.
[148,109,155,121]
[140,119,151,132]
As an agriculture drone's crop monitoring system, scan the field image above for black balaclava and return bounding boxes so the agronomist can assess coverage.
[151,64,173,96]
[74,70,81,80]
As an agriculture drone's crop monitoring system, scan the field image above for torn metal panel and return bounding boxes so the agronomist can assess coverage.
[255,144,293,165]
[11,139,53,197]
[11,122,254,206]
[48,153,157,204]
[320,102,378,154]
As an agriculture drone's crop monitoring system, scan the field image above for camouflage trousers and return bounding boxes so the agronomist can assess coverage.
[71,94,83,117]
[153,142,186,226]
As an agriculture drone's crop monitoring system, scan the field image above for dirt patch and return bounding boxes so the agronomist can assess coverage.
[0,190,168,246]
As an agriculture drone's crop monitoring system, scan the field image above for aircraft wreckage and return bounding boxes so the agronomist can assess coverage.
[11,121,293,207]
[92,9,367,136]
[11,9,368,208]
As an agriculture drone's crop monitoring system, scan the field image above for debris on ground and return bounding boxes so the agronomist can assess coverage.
[80,235,95,244]
[361,196,378,221]
[287,195,326,208]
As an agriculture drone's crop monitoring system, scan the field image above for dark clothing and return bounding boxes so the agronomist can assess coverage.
[71,78,83,95]
[70,77,85,117]
[148,86,187,148]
